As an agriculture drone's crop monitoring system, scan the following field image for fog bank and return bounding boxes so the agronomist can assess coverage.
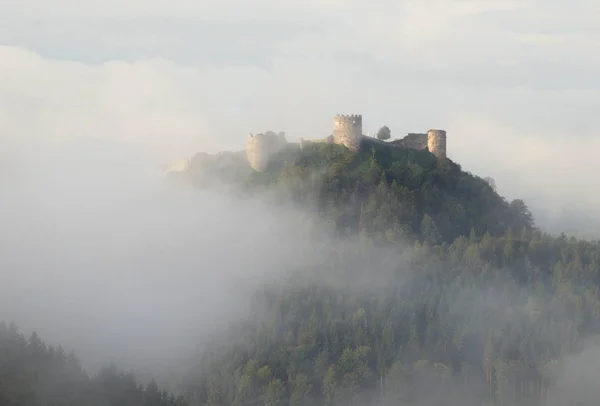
[0,138,328,387]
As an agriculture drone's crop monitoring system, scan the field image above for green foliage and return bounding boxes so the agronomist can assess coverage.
[7,140,593,405]
[175,140,599,405]
[0,323,186,406]
[186,230,600,405]
[376,126,391,141]
[183,139,533,243]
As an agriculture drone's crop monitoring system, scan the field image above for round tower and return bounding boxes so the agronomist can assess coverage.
[427,129,447,159]
[333,114,363,151]
[247,134,268,172]
[246,131,287,172]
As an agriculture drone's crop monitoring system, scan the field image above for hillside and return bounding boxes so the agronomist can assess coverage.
[175,138,534,244]
[4,139,597,406]
[0,323,186,406]
[172,140,600,406]
[184,229,600,406]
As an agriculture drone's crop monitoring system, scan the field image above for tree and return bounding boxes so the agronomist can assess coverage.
[0,325,185,406]
[483,176,497,191]
[509,199,534,229]
[263,379,284,406]
[376,126,391,141]
[421,214,442,245]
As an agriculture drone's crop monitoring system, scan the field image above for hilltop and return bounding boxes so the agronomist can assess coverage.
[170,136,534,244]
[169,134,600,406]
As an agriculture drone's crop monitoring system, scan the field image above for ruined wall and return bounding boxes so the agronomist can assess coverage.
[390,133,428,150]
[388,130,447,158]
[333,114,363,151]
[245,118,447,172]
[427,129,447,159]
[246,131,287,172]
[300,135,334,149]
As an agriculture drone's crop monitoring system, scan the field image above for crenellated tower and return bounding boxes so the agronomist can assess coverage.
[427,129,447,159]
[244,117,448,172]
[333,114,363,151]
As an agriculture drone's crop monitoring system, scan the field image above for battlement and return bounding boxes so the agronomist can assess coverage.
[334,114,362,126]
[334,114,362,119]
[333,114,363,151]
[427,129,446,136]
[243,115,448,171]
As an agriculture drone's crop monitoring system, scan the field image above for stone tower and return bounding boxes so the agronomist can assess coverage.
[427,129,447,159]
[333,114,363,151]
[246,131,287,172]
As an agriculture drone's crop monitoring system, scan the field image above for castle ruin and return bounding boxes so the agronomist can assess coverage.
[391,129,447,159]
[245,115,447,171]
[427,129,447,159]
[333,114,363,151]
[246,131,287,172]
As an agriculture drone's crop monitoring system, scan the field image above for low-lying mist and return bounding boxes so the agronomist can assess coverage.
[3,137,600,406]
[0,138,338,387]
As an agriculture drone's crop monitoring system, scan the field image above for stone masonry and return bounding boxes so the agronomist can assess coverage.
[427,129,447,159]
[246,131,287,172]
[390,133,428,150]
[390,129,447,159]
[333,114,363,151]
[245,115,448,172]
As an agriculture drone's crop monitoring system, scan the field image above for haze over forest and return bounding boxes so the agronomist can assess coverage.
[2,1,600,405]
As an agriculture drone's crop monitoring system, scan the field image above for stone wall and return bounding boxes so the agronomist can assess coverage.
[246,131,287,172]
[390,133,428,150]
[329,115,448,160]
[244,117,448,172]
[300,135,334,149]
[333,114,363,151]
[427,129,447,159]
[388,130,447,158]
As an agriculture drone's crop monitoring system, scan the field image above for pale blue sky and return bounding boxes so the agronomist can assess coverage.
[1,0,599,229]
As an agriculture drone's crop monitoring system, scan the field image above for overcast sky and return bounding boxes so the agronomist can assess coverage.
[1,0,599,230]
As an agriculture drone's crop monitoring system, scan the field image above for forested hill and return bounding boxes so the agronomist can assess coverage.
[0,322,186,406]
[4,140,598,406]
[174,140,600,406]
[175,138,534,244]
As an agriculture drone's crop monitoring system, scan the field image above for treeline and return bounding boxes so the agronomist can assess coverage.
[183,141,534,244]
[176,140,599,405]
[184,229,600,406]
[0,322,186,406]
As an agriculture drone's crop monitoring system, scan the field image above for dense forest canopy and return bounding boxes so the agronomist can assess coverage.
[172,140,599,406]
[177,140,535,244]
[0,322,186,406]
[4,139,599,406]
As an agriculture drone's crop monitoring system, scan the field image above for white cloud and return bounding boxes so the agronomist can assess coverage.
[449,113,600,209]
[0,47,216,162]
[1,0,329,20]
